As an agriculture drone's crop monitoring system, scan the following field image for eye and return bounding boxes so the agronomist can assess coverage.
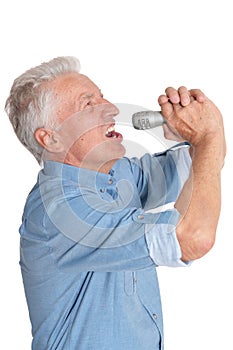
[85,100,92,107]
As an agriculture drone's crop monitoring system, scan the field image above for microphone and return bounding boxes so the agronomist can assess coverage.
[132,111,165,130]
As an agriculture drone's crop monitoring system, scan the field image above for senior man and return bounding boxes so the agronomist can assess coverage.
[5,56,225,350]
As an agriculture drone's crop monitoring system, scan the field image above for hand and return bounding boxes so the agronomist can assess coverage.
[158,86,205,108]
[158,86,205,142]
[158,86,224,146]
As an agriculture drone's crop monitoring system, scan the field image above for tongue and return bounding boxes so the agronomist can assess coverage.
[106,130,123,139]
[106,131,116,138]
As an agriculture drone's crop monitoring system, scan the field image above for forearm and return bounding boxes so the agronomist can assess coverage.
[175,134,224,261]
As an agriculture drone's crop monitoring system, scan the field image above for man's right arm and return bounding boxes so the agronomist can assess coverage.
[158,87,226,261]
[175,133,224,261]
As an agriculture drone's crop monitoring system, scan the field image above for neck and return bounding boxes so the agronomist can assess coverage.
[98,159,119,174]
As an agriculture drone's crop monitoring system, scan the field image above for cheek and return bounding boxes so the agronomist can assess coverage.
[61,123,101,148]
[85,128,105,145]
[73,130,103,151]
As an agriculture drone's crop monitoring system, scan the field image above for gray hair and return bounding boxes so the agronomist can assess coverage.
[5,56,81,163]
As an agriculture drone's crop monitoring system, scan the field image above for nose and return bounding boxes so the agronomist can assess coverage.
[107,101,119,116]
[97,97,119,118]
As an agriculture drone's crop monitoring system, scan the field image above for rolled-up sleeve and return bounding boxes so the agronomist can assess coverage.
[131,142,192,267]
[143,208,191,267]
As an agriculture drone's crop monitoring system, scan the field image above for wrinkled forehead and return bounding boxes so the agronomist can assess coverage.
[44,72,100,120]
[47,72,99,95]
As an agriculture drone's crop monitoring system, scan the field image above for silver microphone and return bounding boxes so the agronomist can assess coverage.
[132,111,165,130]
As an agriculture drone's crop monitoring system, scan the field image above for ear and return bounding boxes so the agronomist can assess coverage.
[34,128,65,153]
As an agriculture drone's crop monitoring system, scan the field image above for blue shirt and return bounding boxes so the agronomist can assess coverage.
[20,142,191,350]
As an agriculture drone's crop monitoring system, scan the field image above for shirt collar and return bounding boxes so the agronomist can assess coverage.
[42,160,117,184]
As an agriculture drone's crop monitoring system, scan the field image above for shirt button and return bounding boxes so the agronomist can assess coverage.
[100,188,105,193]
[153,313,157,319]
[108,179,113,185]
[137,214,144,220]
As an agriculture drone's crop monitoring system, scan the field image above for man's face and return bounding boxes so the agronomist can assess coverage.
[48,73,126,172]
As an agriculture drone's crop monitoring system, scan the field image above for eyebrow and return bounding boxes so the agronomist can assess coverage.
[84,93,94,98]
[80,90,103,99]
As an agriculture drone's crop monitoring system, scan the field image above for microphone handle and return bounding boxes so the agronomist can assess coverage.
[132,111,165,130]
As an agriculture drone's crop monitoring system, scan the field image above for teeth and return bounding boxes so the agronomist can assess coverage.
[107,126,115,133]
[105,125,115,136]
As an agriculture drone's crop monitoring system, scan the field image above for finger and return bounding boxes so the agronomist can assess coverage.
[160,100,175,119]
[158,94,169,106]
[189,89,206,102]
[165,87,180,104]
[178,86,190,106]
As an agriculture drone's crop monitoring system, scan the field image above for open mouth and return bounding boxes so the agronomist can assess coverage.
[105,125,122,139]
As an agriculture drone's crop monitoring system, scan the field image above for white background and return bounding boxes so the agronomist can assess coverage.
[1,0,232,349]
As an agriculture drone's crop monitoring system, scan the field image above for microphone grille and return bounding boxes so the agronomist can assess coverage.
[132,111,164,130]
